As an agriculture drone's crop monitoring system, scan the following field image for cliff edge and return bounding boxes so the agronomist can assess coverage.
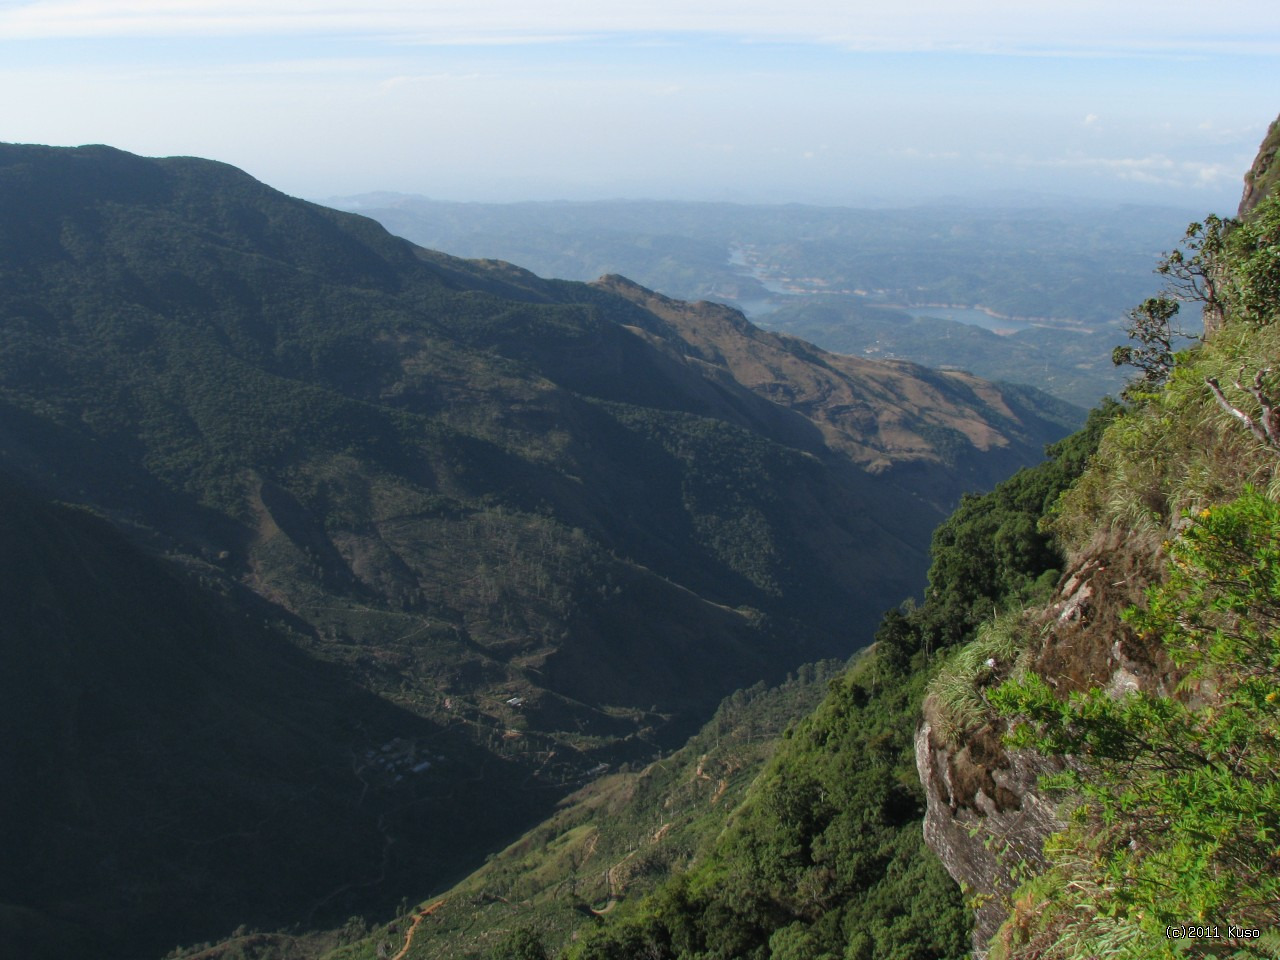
[919,114,1280,959]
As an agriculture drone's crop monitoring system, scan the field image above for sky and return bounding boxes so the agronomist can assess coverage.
[1,1,1277,209]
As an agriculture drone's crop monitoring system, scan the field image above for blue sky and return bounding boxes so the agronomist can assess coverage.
[1,1,1276,208]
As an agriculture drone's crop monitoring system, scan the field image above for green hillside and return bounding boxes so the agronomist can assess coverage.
[917,128,1280,958]
[319,664,843,960]
[0,142,1076,955]
[0,475,545,959]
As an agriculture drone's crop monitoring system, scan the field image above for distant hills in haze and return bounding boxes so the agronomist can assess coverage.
[328,193,1206,408]
[0,142,1077,956]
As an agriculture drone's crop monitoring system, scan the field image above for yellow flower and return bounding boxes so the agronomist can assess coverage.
[1199,508,1212,519]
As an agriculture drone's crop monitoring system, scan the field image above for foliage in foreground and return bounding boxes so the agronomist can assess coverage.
[949,184,1280,959]
[992,491,1280,957]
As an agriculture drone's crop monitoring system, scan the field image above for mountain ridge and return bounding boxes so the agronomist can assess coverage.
[0,141,1076,955]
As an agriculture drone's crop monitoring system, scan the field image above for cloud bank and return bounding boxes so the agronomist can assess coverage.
[0,0,1275,56]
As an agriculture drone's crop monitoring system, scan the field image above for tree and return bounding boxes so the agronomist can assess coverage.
[1156,214,1230,334]
[1114,215,1231,396]
[489,926,550,960]
[1111,296,1183,394]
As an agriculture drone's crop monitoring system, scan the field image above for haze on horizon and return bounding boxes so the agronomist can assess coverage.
[1,0,1277,210]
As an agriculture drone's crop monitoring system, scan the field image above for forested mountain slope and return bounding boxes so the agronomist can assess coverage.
[0,142,1074,955]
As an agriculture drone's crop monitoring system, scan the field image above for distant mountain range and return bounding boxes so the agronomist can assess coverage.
[326,193,1206,407]
[0,143,1076,955]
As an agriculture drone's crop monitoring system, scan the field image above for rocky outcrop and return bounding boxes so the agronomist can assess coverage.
[916,537,1173,957]
[1240,115,1280,217]
[916,720,1062,955]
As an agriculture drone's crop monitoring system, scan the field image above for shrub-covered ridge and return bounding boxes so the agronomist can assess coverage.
[925,141,1280,960]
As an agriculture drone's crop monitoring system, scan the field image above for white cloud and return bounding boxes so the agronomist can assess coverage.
[1026,152,1243,189]
[389,32,588,48]
[898,147,961,161]
[0,0,1275,55]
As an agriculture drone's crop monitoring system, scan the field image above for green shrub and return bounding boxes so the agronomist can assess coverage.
[1225,192,1280,325]
[992,490,1280,957]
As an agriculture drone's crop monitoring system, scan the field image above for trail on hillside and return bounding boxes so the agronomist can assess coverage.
[391,899,446,960]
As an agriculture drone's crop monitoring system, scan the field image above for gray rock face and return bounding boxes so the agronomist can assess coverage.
[916,719,1063,958]
[915,539,1171,957]
[1240,115,1280,218]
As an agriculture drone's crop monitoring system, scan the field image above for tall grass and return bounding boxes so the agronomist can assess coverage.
[927,610,1038,747]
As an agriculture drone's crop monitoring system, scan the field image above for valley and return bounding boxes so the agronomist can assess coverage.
[7,124,1274,960]
[0,143,1075,958]
[4,3,1275,957]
